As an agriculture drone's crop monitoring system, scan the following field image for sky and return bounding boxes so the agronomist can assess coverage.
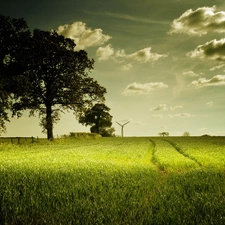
[1,0,225,137]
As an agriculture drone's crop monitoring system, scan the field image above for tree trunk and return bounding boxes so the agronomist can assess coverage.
[46,104,53,141]
[96,115,100,134]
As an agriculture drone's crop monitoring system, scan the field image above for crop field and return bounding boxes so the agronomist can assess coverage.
[1,136,225,224]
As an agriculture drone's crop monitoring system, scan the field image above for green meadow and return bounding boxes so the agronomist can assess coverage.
[1,136,225,224]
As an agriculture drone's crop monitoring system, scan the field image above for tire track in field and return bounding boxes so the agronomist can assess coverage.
[164,139,202,167]
[149,139,166,172]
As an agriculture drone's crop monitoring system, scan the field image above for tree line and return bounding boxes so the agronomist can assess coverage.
[0,14,114,140]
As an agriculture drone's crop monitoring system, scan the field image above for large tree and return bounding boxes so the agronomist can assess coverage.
[11,29,106,140]
[78,103,115,137]
[0,14,30,134]
[0,86,10,134]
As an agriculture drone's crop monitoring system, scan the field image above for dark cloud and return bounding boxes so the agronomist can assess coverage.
[188,39,225,60]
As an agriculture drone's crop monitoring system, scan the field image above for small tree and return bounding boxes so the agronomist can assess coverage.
[159,132,169,137]
[79,103,115,137]
[183,131,190,136]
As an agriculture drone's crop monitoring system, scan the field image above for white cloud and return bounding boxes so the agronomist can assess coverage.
[182,71,200,77]
[150,104,183,111]
[96,46,168,64]
[56,21,111,50]
[121,63,133,71]
[187,39,225,61]
[123,82,168,96]
[206,101,213,106]
[96,11,169,25]
[96,44,114,61]
[127,47,168,63]
[115,49,126,57]
[169,113,196,118]
[210,64,225,71]
[169,6,225,36]
[188,75,225,88]
[151,104,167,111]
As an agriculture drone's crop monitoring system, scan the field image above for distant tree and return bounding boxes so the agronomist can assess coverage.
[159,132,169,137]
[79,103,115,137]
[201,134,211,137]
[183,131,190,136]
[0,14,30,134]
[98,127,115,137]
[10,29,106,140]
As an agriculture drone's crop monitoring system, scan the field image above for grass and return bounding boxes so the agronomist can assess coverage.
[165,136,225,168]
[1,137,225,224]
[151,138,199,172]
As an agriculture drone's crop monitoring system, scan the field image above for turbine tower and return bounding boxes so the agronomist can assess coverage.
[116,121,130,137]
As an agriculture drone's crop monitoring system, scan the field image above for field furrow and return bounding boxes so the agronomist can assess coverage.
[164,139,202,167]
[151,138,200,172]
[166,137,225,168]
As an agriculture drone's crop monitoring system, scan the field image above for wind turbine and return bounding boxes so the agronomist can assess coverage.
[116,121,130,137]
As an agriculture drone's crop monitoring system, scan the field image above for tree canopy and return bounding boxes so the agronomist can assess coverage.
[0,15,107,140]
[158,132,169,137]
[183,131,190,136]
[78,103,115,137]
[0,14,30,134]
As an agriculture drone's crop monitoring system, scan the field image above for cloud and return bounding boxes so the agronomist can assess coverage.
[187,39,225,61]
[97,12,169,25]
[151,104,168,111]
[150,104,183,111]
[96,46,168,64]
[85,11,170,25]
[169,6,225,36]
[56,21,111,50]
[115,49,126,58]
[169,113,195,118]
[121,63,133,71]
[123,82,168,96]
[210,64,225,71]
[188,75,225,88]
[96,44,114,61]
[206,101,213,106]
[182,71,201,77]
[126,47,168,63]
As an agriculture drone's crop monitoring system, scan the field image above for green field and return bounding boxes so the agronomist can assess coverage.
[1,136,225,224]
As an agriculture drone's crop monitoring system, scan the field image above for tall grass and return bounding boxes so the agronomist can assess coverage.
[1,137,225,224]
[166,136,225,169]
[151,138,199,172]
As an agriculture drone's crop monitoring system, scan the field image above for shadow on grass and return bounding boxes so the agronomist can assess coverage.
[1,166,225,225]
